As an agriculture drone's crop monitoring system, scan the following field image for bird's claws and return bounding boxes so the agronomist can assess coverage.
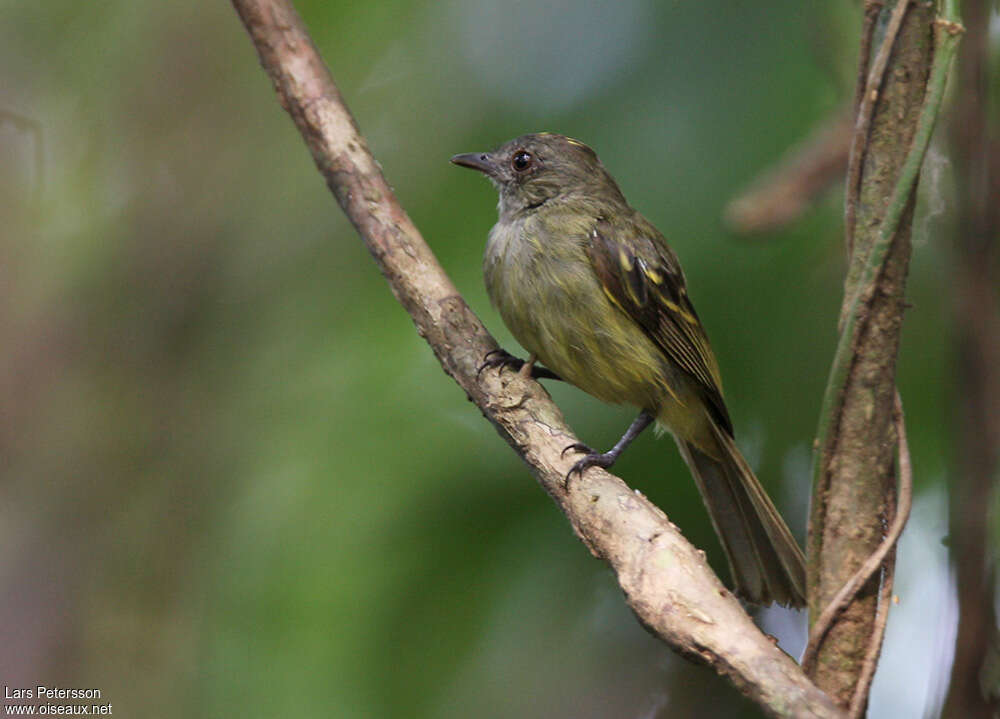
[561,442,593,458]
[561,443,616,489]
[477,349,524,380]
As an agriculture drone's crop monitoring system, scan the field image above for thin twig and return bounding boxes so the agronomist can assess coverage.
[724,109,852,235]
[802,393,913,676]
[847,392,909,718]
[844,0,912,261]
[841,0,884,253]
[851,2,885,115]
[723,1,884,239]
[849,556,896,717]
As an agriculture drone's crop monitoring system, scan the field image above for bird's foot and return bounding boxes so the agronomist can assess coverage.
[561,442,620,488]
[477,349,562,381]
[477,349,525,379]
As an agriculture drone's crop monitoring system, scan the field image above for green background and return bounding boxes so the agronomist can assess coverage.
[0,1,965,717]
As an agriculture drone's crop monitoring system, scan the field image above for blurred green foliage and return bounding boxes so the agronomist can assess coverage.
[0,1,965,717]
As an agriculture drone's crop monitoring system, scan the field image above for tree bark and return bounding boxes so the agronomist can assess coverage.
[806,0,937,709]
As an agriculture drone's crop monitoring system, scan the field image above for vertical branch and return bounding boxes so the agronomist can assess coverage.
[941,0,1000,714]
[806,0,961,708]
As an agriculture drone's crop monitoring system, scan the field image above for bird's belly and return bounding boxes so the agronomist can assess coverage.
[487,251,672,412]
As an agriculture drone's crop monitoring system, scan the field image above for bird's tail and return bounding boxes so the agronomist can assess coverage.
[677,422,807,607]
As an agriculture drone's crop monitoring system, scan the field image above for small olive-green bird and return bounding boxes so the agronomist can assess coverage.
[451,133,806,607]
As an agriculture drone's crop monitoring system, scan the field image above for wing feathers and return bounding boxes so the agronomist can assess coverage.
[586,217,733,436]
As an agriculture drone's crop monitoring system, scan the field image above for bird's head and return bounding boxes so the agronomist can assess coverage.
[451,133,626,218]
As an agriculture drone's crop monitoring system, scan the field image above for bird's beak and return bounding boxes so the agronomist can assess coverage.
[450,152,496,176]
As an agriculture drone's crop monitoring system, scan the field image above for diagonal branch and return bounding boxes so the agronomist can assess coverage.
[724,108,852,236]
[231,1,842,716]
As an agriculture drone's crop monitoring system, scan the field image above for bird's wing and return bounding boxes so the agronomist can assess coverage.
[586,216,733,435]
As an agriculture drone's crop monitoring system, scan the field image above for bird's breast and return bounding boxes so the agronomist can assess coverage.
[482,215,675,413]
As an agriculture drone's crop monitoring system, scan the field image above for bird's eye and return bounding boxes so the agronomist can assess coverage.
[511,151,533,172]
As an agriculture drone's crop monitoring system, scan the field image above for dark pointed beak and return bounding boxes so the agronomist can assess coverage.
[450,152,495,175]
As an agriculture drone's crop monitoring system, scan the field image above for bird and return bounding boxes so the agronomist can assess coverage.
[451,133,807,607]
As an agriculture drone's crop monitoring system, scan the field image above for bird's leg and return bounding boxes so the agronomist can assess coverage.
[518,353,537,380]
[563,410,655,485]
[477,349,562,381]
